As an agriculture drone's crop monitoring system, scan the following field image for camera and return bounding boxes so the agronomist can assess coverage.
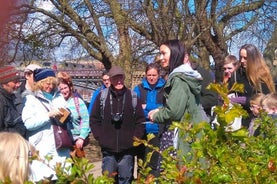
[111,113,123,122]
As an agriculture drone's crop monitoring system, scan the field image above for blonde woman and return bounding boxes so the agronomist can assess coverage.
[0,132,54,183]
[22,68,70,178]
[0,132,30,183]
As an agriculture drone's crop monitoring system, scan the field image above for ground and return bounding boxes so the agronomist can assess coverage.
[84,133,102,162]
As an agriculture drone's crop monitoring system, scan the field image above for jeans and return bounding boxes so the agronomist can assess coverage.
[102,151,134,184]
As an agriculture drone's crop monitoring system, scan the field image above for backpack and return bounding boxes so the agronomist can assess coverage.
[100,88,137,120]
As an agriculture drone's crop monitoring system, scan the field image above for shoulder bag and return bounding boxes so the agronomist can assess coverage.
[36,97,73,149]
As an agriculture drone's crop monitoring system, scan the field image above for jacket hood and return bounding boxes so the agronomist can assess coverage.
[168,64,202,96]
[169,63,202,79]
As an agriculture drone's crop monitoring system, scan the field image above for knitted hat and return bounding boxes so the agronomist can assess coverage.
[24,64,41,73]
[108,66,125,78]
[0,65,21,84]
[33,68,56,82]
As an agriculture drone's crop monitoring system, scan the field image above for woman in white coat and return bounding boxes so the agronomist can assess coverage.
[22,68,71,179]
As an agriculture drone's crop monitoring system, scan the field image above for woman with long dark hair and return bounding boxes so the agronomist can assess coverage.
[148,39,203,168]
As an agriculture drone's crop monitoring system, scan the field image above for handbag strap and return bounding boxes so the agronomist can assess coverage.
[35,96,50,112]
[35,96,58,126]
[73,96,81,116]
[73,96,83,128]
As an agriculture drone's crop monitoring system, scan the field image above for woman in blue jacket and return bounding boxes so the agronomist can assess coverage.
[133,62,165,177]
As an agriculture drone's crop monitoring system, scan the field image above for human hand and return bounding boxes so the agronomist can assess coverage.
[75,138,84,149]
[148,109,159,122]
[141,104,146,109]
[48,109,63,118]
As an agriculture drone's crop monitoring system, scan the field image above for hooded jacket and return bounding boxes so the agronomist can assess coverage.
[134,77,165,134]
[153,63,203,124]
[22,89,69,169]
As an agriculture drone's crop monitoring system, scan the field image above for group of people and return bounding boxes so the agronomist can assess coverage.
[0,40,276,184]
[0,64,90,182]
[222,44,276,134]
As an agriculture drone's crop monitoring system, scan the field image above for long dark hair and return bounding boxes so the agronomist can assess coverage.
[161,39,187,73]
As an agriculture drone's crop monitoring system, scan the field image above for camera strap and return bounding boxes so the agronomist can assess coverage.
[110,92,126,115]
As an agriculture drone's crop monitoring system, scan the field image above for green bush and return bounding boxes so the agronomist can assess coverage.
[1,82,276,183]
[135,82,276,183]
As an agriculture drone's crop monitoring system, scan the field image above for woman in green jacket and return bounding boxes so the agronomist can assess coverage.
[148,39,203,168]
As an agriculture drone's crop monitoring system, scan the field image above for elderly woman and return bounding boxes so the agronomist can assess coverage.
[22,68,70,178]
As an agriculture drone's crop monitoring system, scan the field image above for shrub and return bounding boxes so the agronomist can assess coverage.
[135,82,276,183]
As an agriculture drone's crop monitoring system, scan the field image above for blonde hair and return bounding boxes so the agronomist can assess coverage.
[223,55,240,69]
[32,76,57,91]
[0,132,31,183]
[250,93,265,106]
[261,93,277,109]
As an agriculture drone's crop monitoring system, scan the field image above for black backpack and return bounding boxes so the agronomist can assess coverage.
[99,88,137,119]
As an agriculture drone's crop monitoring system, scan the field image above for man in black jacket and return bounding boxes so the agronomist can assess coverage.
[90,66,145,184]
[0,65,27,138]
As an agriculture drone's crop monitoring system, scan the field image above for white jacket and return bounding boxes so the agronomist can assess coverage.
[22,89,70,173]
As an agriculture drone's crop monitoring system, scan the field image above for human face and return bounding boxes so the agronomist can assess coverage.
[41,81,55,93]
[25,71,35,88]
[240,49,247,69]
[146,68,159,85]
[250,104,261,116]
[2,80,21,94]
[102,74,111,88]
[59,82,71,100]
[159,44,171,68]
[262,105,275,115]
[110,75,124,91]
[223,63,236,78]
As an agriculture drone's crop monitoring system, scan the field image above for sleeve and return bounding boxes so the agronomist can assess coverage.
[0,96,5,130]
[153,77,189,123]
[90,92,102,141]
[133,97,146,140]
[88,87,101,115]
[198,68,218,109]
[22,95,50,131]
[78,98,91,139]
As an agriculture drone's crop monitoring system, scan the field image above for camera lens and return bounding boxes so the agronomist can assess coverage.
[112,113,122,122]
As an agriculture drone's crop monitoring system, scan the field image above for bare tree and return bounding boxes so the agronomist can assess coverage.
[264,24,277,81]
[4,0,275,84]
